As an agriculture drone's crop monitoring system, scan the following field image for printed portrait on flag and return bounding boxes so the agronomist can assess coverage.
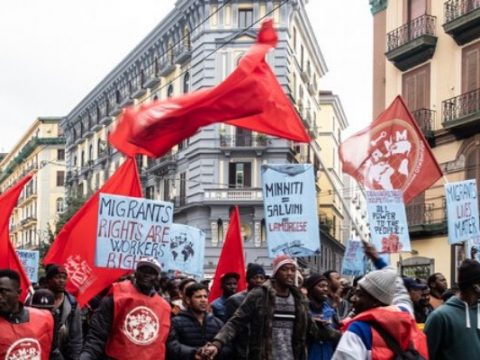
[366,190,411,253]
[168,224,205,277]
[261,164,320,258]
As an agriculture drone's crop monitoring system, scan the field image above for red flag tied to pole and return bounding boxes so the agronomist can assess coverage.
[339,95,442,203]
[208,206,247,302]
[44,157,142,306]
[109,20,310,158]
[0,173,34,301]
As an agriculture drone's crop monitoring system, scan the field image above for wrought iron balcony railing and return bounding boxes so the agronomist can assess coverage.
[219,134,268,147]
[442,87,480,124]
[406,200,446,230]
[387,15,437,52]
[445,0,480,23]
[411,108,435,135]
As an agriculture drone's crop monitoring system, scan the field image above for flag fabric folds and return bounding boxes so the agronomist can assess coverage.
[0,173,34,301]
[339,95,442,203]
[208,206,247,302]
[43,157,142,306]
[109,20,310,158]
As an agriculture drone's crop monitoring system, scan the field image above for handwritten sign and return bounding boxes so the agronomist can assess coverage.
[341,240,365,276]
[367,190,411,253]
[16,250,39,283]
[168,224,205,277]
[95,194,174,270]
[445,180,480,245]
[261,164,320,258]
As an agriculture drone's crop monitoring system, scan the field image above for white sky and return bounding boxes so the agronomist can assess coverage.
[0,0,372,153]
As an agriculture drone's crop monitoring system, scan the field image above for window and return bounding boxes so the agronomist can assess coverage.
[183,72,190,94]
[183,27,191,50]
[402,63,430,111]
[56,198,64,213]
[97,138,104,156]
[300,45,304,71]
[57,149,65,161]
[146,186,155,200]
[56,171,65,187]
[229,162,251,188]
[462,41,480,93]
[180,172,186,206]
[88,144,93,162]
[81,151,85,166]
[293,27,297,51]
[167,84,174,98]
[235,128,252,146]
[163,179,170,201]
[238,9,253,28]
[466,144,480,208]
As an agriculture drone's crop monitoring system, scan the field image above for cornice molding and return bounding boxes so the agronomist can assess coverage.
[369,0,388,15]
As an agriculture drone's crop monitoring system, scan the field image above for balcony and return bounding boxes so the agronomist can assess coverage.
[204,188,263,203]
[442,88,480,135]
[411,108,435,142]
[158,56,176,77]
[146,153,178,174]
[174,43,192,65]
[385,15,437,71]
[20,216,37,227]
[219,134,269,148]
[444,0,480,45]
[406,201,447,237]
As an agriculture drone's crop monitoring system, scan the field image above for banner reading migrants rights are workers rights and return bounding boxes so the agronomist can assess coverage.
[261,164,320,258]
[95,194,174,271]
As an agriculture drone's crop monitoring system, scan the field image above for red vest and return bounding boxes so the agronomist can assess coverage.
[105,281,171,360]
[344,306,429,360]
[0,307,54,360]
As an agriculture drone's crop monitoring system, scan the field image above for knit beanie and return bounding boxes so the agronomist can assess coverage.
[246,263,266,281]
[304,274,328,291]
[458,259,480,291]
[272,255,296,277]
[358,268,397,305]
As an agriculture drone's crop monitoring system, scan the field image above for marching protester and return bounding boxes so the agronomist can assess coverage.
[167,283,230,359]
[304,273,341,360]
[331,242,428,359]
[80,257,171,360]
[171,278,197,315]
[0,269,55,359]
[46,264,83,360]
[211,272,240,322]
[427,272,448,309]
[200,255,338,360]
[425,259,480,359]
[224,263,266,360]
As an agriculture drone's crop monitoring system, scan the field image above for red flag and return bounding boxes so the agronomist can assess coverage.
[0,173,33,301]
[43,157,142,306]
[339,95,442,203]
[208,206,247,302]
[109,20,310,158]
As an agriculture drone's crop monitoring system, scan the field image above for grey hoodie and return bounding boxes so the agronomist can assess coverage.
[424,296,480,359]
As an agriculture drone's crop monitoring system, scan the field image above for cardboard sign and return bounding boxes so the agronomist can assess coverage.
[341,240,365,276]
[16,250,39,283]
[168,224,205,277]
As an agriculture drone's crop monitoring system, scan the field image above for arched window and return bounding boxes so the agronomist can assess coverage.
[183,72,190,94]
[88,144,93,162]
[167,84,174,98]
[183,26,191,50]
[56,198,64,213]
[97,138,103,156]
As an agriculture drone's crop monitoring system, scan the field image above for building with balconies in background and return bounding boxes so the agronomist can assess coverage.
[62,0,348,274]
[370,0,480,283]
[0,118,66,250]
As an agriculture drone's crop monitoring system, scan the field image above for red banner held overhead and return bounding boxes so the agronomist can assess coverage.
[208,206,247,303]
[339,95,443,203]
[0,173,34,301]
[43,157,143,306]
[109,20,310,158]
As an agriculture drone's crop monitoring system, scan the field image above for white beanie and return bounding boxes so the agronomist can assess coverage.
[358,268,397,305]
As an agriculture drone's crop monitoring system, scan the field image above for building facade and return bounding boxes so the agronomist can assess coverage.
[370,0,480,283]
[62,0,347,273]
[0,118,65,250]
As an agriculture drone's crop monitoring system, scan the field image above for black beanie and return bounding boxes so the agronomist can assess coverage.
[304,274,328,291]
[246,263,266,281]
[458,259,480,291]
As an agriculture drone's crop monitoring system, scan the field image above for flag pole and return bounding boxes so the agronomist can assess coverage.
[309,141,368,242]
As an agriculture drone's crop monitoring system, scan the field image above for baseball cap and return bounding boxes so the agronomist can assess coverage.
[136,257,161,275]
[403,277,427,291]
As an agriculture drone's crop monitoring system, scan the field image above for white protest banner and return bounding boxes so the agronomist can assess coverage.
[16,250,39,283]
[445,180,480,245]
[168,224,205,277]
[341,240,365,277]
[367,190,411,253]
[261,164,320,258]
[95,194,174,270]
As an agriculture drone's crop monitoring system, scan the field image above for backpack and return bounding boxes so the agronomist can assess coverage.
[368,322,426,360]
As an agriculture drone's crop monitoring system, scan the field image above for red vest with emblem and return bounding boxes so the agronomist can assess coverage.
[0,307,54,360]
[105,280,171,360]
[343,306,429,360]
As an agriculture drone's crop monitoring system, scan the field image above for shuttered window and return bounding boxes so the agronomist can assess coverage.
[402,63,430,111]
[462,42,480,93]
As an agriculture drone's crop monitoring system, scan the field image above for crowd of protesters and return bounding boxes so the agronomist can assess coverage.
[1,242,480,359]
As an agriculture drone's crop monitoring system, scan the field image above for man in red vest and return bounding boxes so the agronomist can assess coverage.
[331,243,428,359]
[0,269,54,360]
[80,257,171,360]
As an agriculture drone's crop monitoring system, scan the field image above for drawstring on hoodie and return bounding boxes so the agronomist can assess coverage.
[463,301,471,328]
[478,301,480,330]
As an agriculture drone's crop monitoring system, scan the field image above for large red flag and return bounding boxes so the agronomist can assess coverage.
[43,157,142,306]
[109,20,310,158]
[339,95,442,203]
[0,173,33,301]
[208,206,247,302]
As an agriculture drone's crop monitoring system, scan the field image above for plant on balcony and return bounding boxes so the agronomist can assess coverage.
[256,134,268,146]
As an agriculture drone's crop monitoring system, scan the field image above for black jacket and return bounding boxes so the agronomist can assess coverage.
[167,310,230,360]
